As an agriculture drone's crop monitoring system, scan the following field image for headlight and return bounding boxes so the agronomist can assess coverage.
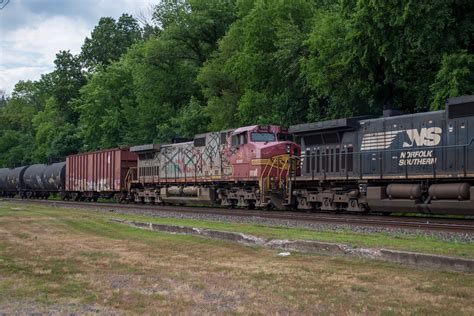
[286,144,291,153]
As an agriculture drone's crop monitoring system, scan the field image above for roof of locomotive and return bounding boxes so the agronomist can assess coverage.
[289,109,449,135]
[358,109,445,125]
[130,143,161,153]
[194,128,235,139]
[290,96,473,136]
[232,125,284,135]
[289,116,373,135]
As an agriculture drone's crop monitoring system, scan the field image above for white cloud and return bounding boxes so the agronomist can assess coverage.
[0,66,50,94]
[0,0,156,94]
[0,15,90,93]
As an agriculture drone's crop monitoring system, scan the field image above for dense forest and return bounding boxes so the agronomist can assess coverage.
[1,0,473,166]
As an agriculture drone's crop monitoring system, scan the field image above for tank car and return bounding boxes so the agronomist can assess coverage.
[0,166,28,197]
[22,162,66,198]
[130,125,300,208]
[288,95,474,215]
[0,168,10,197]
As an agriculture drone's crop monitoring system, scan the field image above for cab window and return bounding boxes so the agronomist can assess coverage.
[231,132,248,146]
[251,132,276,142]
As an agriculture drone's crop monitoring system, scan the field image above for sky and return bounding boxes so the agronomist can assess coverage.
[0,0,155,94]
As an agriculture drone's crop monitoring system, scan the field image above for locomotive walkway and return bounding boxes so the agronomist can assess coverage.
[5,198,474,234]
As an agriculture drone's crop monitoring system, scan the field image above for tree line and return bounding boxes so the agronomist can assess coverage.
[1,0,473,166]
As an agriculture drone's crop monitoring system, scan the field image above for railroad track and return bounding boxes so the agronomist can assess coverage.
[3,198,474,233]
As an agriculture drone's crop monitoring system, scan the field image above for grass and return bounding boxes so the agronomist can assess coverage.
[2,201,473,258]
[113,212,474,257]
[0,201,473,314]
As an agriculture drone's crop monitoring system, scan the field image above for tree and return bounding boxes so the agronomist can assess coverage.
[304,0,474,118]
[81,14,142,71]
[0,81,40,166]
[32,97,82,162]
[74,58,137,150]
[198,0,315,130]
[430,51,474,110]
[153,0,237,63]
[157,97,210,139]
[51,51,86,123]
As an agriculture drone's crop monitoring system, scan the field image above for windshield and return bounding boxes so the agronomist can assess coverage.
[251,132,276,142]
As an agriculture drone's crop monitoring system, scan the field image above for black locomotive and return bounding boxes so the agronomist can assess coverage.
[289,95,474,214]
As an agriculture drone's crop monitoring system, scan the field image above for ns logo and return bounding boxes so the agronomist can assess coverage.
[402,127,442,148]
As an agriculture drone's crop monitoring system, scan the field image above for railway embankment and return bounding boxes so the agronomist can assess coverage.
[112,218,474,272]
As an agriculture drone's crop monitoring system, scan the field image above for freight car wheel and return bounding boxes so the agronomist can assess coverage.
[227,200,237,209]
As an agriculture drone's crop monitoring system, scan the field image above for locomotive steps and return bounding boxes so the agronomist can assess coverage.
[111,218,474,273]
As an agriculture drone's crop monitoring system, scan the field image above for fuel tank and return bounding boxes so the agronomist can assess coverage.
[386,184,422,199]
[428,183,470,200]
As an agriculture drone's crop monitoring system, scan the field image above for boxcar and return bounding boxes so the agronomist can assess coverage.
[64,148,137,201]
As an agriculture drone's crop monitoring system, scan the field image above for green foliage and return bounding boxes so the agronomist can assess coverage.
[157,97,210,140]
[430,51,474,110]
[1,0,473,167]
[199,0,315,130]
[32,98,82,162]
[50,51,86,123]
[74,59,136,150]
[0,82,39,166]
[81,14,142,71]
[0,130,35,167]
[304,0,474,115]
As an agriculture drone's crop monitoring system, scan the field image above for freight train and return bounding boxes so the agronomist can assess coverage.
[1,95,474,215]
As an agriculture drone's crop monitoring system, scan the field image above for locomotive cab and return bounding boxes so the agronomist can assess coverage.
[228,125,300,180]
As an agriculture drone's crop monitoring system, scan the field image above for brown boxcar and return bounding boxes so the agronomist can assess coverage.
[65,147,137,200]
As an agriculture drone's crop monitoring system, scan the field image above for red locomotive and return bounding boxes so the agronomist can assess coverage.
[129,124,300,208]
